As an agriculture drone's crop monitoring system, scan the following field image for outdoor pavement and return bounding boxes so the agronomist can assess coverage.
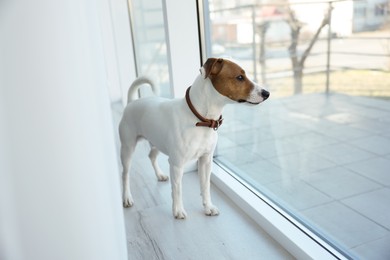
[216,93,390,259]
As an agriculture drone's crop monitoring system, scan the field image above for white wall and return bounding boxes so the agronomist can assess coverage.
[0,1,127,259]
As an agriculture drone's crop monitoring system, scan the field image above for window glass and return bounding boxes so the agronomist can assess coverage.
[129,0,171,97]
[204,0,390,258]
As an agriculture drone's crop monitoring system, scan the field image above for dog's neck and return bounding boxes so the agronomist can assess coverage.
[187,74,233,121]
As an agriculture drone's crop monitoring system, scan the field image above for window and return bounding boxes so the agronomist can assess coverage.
[201,0,390,259]
[354,5,366,17]
[129,0,172,97]
[375,3,387,16]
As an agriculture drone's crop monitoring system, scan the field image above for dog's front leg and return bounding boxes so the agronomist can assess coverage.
[170,164,187,219]
[198,154,219,216]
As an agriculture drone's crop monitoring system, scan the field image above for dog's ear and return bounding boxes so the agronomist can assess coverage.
[203,58,224,78]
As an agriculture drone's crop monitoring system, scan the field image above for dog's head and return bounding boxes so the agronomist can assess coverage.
[202,58,269,104]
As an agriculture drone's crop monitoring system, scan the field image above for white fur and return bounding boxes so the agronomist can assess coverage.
[119,60,267,219]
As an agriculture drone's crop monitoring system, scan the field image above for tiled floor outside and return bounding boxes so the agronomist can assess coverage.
[216,93,390,259]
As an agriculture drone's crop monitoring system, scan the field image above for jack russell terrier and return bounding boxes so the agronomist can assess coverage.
[119,58,270,219]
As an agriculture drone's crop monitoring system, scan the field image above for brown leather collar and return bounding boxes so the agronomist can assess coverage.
[185,86,223,131]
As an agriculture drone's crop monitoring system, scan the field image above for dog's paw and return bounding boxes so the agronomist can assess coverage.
[157,174,169,182]
[204,205,220,216]
[173,209,187,219]
[123,198,134,208]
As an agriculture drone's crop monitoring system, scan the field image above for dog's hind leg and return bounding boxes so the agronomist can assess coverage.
[121,143,135,208]
[148,145,169,181]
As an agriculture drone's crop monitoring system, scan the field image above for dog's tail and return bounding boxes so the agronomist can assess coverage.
[127,76,158,104]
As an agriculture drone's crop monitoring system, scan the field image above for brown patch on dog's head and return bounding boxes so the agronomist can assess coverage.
[203,58,255,102]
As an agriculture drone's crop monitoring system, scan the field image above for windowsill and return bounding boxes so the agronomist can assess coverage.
[112,102,293,259]
[120,140,295,259]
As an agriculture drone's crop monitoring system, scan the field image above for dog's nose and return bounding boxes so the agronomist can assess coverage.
[261,89,270,100]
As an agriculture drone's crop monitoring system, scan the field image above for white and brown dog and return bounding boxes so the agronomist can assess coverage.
[119,58,269,219]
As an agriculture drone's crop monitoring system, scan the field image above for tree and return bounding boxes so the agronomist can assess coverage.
[258,21,270,85]
[285,5,331,94]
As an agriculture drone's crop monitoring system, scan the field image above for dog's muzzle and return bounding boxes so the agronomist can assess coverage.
[237,89,270,104]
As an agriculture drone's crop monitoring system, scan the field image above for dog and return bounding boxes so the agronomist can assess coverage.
[119,58,270,219]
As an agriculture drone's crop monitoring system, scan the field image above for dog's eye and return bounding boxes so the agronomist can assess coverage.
[236,75,244,81]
